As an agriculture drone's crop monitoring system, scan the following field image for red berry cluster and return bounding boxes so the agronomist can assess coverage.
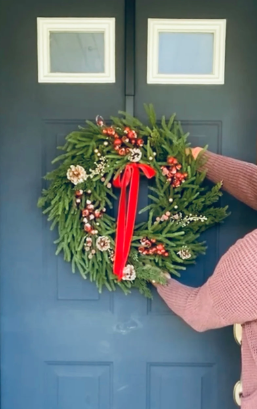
[82,200,105,235]
[102,126,144,156]
[138,237,169,257]
[161,156,188,188]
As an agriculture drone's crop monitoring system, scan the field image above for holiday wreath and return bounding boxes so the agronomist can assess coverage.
[38,105,228,298]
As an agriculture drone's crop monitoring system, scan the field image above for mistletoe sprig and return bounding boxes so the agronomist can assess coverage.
[38,104,228,298]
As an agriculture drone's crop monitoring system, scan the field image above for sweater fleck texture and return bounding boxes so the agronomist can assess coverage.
[157,151,257,408]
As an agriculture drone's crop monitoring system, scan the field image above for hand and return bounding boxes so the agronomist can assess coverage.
[152,273,171,287]
[186,147,203,160]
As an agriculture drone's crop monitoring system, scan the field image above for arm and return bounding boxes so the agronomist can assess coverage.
[157,277,222,332]
[201,151,257,211]
[157,230,257,332]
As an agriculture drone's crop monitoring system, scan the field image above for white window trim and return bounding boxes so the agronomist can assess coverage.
[37,17,115,83]
[147,19,226,85]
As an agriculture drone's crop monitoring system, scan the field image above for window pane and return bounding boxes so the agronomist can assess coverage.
[50,32,105,73]
[158,32,214,75]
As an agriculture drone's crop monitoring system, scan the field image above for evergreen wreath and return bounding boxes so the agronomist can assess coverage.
[38,105,228,298]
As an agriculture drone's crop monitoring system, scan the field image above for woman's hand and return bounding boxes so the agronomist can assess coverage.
[186,147,203,160]
[152,273,171,287]
[152,148,203,289]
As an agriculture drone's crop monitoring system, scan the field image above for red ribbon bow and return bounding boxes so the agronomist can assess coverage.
[112,163,156,280]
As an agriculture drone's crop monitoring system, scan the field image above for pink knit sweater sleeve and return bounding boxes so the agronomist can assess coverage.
[158,230,257,331]
[202,151,257,210]
[157,151,257,331]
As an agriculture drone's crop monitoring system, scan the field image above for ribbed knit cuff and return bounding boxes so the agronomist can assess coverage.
[157,278,191,317]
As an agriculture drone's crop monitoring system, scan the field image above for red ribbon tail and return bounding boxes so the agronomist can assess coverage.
[113,163,156,280]
[113,167,131,280]
[123,166,140,270]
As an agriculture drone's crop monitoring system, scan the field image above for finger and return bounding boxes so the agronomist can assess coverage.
[151,273,171,287]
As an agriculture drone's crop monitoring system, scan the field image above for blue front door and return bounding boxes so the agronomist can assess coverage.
[1,0,257,408]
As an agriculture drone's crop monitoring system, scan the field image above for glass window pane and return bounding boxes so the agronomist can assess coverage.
[158,32,214,75]
[50,32,105,73]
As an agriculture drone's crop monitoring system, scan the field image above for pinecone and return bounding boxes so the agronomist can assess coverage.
[67,165,88,185]
[96,236,111,252]
[128,148,142,163]
[122,264,136,281]
[177,246,192,260]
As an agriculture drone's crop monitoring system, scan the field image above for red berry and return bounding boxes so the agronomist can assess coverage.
[136,138,144,147]
[82,209,89,217]
[114,133,120,139]
[131,139,136,145]
[142,239,151,248]
[94,210,101,218]
[176,172,183,179]
[124,127,131,134]
[107,127,115,136]
[172,180,181,188]
[102,129,108,134]
[114,138,122,146]
[162,166,169,176]
[164,252,169,257]
[84,224,92,232]
[118,148,126,156]
[128,130,137,139]
[167,156,178,165]
[122,136,129,143]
